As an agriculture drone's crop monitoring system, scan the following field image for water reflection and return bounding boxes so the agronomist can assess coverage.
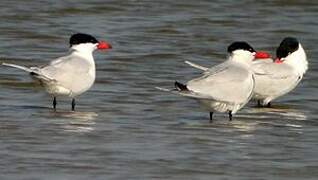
[245,105,308,121]
[177,104,307,135]
[48,111,98,133]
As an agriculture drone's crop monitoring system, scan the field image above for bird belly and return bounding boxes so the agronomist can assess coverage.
[42,82,72,97]
[40,79,94,97]
[198,99,242,114]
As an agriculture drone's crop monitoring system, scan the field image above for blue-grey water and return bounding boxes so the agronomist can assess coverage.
[0,0,318,179]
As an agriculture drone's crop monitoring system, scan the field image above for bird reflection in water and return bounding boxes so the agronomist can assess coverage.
[48,111,98,133]
[245,104,308,121]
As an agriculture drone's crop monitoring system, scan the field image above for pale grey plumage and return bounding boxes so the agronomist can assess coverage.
[2,48,96,98]
[251,43,307,106]
[186,60,254,114]
[38,52,95,97]
[1,33,111,111]
[158,49,256,121]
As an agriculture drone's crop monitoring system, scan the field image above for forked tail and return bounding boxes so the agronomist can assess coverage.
[2,62,53,82]
[2,62,34,73]
[184,61,208,71]
[156,81,213,100]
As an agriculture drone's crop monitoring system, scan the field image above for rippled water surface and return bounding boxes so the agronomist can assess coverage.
[0,0,318,179]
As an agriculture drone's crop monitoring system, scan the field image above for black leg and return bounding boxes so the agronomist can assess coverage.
[72,98,75,111]
[267,102,271,108]
[53,97,57,111]
[229,111,232,121]
[257,100,261,107]
[209,112,213,123]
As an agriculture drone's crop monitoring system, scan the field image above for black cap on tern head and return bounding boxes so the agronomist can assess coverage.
[69,33,99,47]
[227,41,256,53]
[276,37,299,59]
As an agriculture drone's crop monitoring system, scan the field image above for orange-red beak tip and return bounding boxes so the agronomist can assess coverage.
[255,51,270,59]
[97,41,112,50]
[274,58,282,64]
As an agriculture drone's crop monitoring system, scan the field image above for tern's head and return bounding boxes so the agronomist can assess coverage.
[275,37,305,62]
[69,33,112,53]
[227,42,269,64]
[274,37,307,74]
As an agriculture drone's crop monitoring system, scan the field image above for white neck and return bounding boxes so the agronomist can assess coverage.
[284,44,308,76]
[228,50,254,67]
[70,43,97,61]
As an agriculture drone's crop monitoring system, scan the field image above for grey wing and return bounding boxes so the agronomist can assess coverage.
[252,61,301,96]
[203,61,233,75]
[252,60,294,78]
[40,55,92,90]
[187,64,254,104]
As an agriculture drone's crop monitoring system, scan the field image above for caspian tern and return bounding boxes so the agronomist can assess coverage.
[251,37,308,107]
[2,33,112,111]
[157,42,269,122]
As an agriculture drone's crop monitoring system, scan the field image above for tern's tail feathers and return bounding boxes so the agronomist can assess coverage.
[156,81,213,100]
[184,61,208,71]
[2,62,54,82]
[174,81,188,91]
[2,62,34,73]
[155,81,188,92]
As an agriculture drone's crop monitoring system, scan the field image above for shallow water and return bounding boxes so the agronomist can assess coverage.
[0,0,318,179]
